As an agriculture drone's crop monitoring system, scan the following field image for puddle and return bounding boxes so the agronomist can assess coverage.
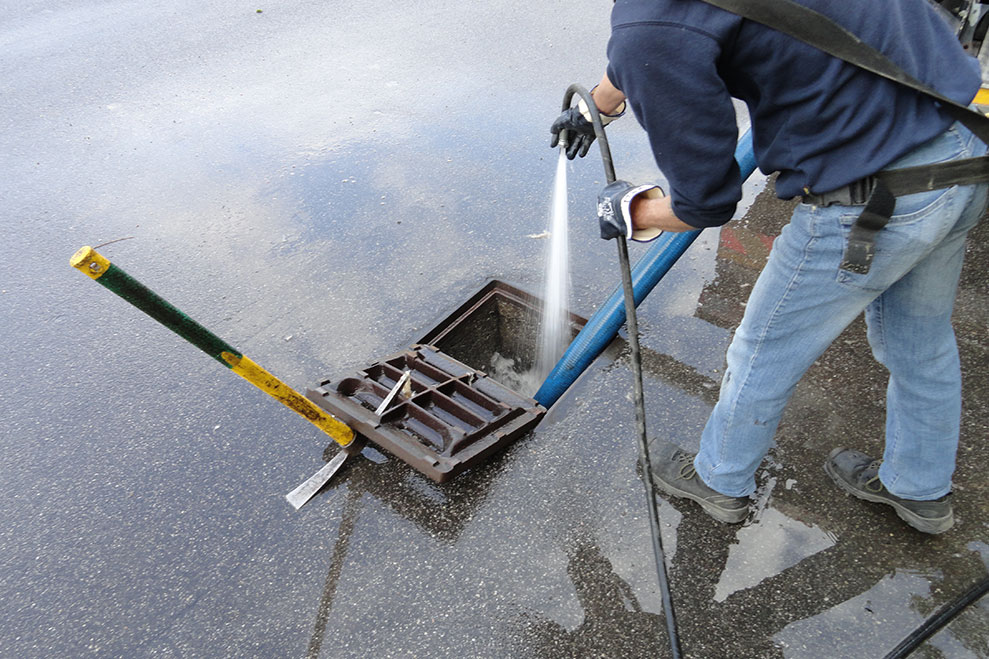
[714,506,837,603]
[773,569,984,658]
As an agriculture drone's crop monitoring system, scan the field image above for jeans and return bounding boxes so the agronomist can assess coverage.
[695,122,988,500]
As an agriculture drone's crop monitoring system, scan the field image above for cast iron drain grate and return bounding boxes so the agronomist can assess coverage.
[307,344,545,482]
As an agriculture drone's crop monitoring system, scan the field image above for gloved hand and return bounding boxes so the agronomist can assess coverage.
[597,180,666,242]
[550,92,626,160]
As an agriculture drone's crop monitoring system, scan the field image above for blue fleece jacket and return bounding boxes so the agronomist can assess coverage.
[606,0,981,228]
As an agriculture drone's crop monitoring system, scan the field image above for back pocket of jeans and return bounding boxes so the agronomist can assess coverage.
[835,188,958,291]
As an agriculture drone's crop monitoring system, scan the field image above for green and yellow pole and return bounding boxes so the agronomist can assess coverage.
[70,246,356,448]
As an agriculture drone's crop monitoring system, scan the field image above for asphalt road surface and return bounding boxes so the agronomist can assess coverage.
[2,2,986,657]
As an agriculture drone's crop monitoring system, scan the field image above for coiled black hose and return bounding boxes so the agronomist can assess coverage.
[559,83,683,659]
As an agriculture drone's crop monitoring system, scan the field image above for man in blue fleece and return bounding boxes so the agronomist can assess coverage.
[551,0,987,534]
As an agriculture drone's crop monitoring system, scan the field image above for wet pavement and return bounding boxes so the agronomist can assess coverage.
[2,2,987,657]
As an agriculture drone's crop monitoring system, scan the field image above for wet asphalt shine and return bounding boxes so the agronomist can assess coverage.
[2,2,987,657]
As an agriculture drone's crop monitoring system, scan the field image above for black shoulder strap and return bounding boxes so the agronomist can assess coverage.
[698,0,989,144]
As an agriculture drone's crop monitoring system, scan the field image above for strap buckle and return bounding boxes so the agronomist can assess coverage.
[838,181,896,275]
[847,176,878,205]
[840,227,877,274]
[804,176,878,206]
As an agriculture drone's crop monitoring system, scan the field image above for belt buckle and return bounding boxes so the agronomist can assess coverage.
[848,176,877,205]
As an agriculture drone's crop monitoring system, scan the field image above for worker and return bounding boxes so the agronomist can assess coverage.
[551,0,987,534]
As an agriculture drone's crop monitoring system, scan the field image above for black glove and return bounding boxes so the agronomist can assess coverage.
[597,180,665,242]
[550,106,596,160]
[550,93,626,160]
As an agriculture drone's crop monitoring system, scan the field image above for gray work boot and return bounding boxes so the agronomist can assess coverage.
[650,441,749,524]
[825,448,954,535]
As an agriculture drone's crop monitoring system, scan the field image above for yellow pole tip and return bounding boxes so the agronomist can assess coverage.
[70,246,94,267]
[70,246,111,279]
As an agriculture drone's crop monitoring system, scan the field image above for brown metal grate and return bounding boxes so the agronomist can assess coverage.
[307,344,544,482]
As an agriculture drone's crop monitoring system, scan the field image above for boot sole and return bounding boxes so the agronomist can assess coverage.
[824,453,954,535]
[652,474,748,524]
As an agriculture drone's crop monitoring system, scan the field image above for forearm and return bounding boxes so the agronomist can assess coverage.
[630,194,697,233]
[592,73,626,115]
[589,74,701,234]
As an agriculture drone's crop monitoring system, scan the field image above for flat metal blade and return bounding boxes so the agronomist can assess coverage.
[285,450,353,510]
[374,370,410,416]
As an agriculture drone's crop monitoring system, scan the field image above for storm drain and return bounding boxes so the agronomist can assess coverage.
[419,279,586,388]
[306,281,585,482]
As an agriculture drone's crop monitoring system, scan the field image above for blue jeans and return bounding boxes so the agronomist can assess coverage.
[695,122,988,500]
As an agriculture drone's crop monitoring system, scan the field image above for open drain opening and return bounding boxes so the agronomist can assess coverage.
[420,280,585,398]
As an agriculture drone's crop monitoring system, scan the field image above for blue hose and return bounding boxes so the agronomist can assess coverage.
[534,129,758,408]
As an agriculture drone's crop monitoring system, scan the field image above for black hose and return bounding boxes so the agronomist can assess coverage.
[561,84,683,659]
[883,575,989,659]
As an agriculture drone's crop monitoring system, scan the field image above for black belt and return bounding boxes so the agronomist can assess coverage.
[803,156,989,206]
[800,156,989,274]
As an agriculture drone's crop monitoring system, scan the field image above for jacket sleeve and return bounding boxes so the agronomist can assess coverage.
[606,23,743,228]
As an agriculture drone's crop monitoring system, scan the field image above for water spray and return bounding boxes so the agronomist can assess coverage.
[535,129,756,408]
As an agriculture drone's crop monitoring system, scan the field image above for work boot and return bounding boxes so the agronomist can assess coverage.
[650,441,749,524]
[824,448,954,535]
